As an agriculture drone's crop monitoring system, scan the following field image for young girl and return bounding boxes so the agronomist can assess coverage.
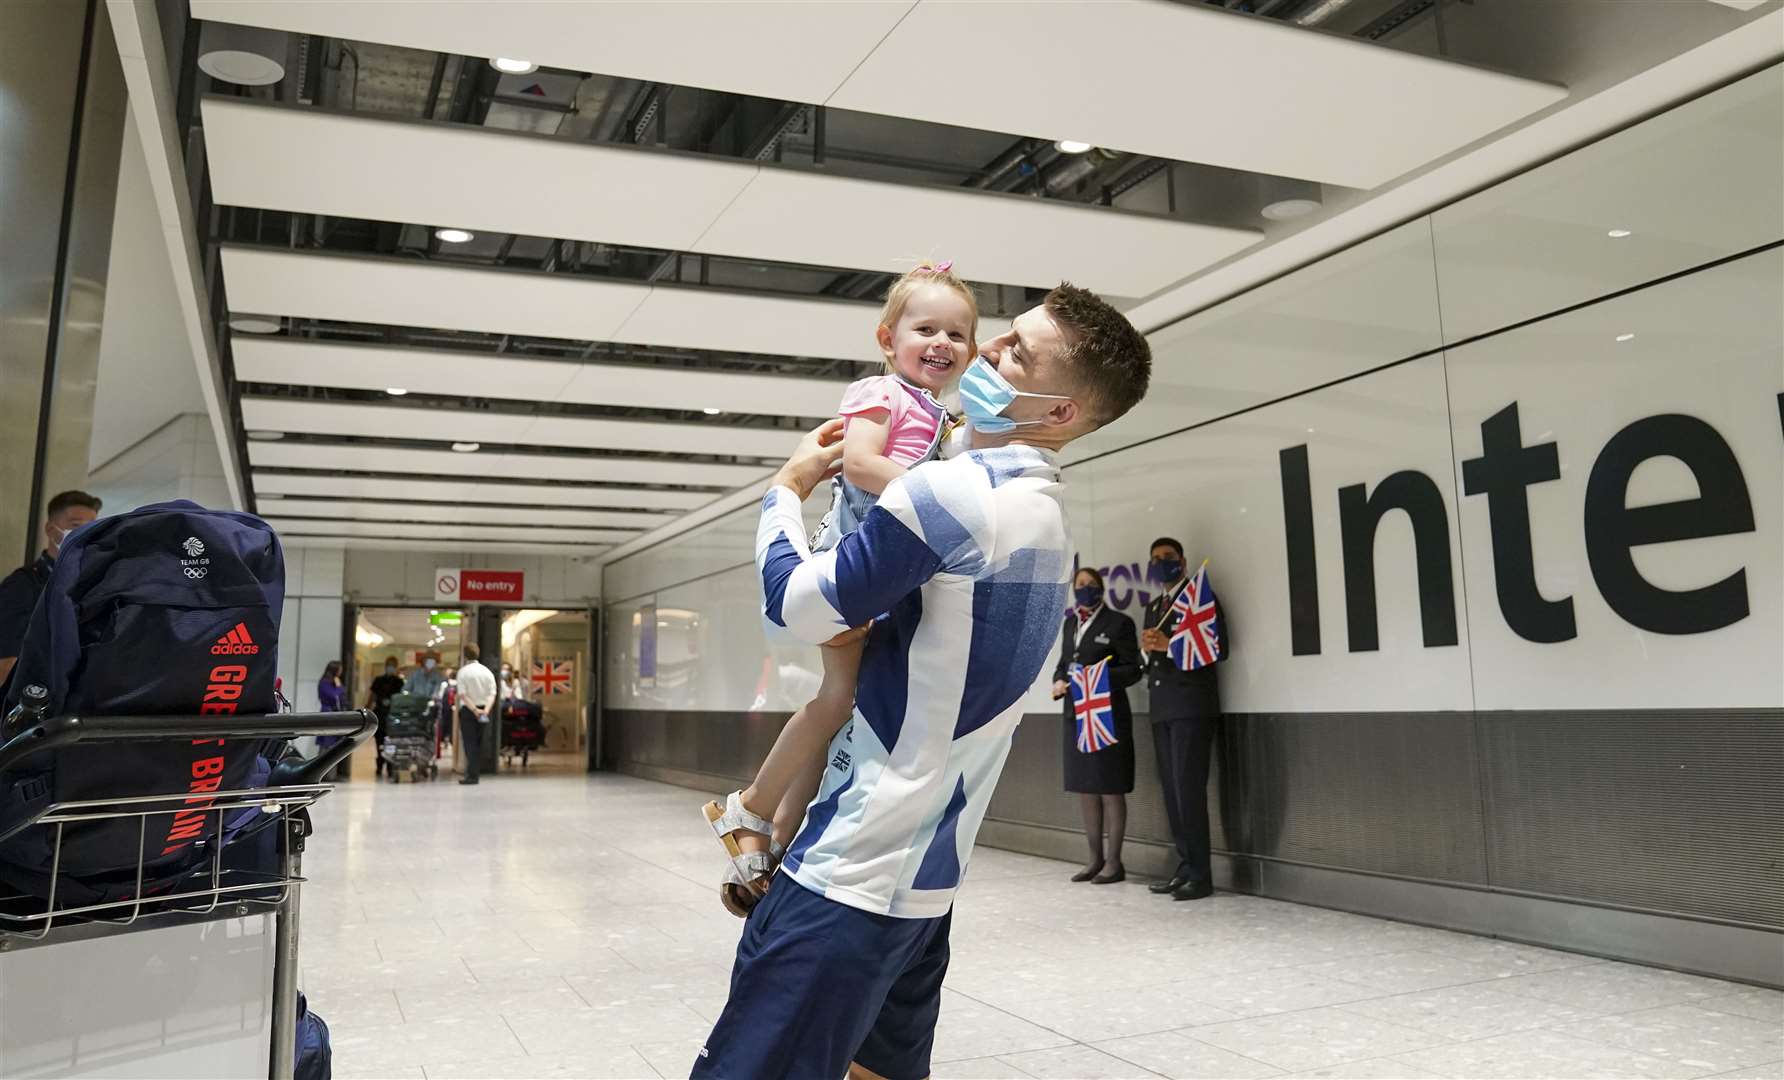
[704,261,978,915]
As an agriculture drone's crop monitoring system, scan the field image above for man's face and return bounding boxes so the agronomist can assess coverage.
[45,506,97,558]
[975,306,1078,428]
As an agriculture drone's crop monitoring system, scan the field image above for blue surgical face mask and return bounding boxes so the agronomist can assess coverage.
[1074,585,1104,609]
[959,356,1069,435]
[1148,558,1184,584]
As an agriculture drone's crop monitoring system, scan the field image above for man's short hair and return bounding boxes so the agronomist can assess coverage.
[46,490,101,519]
[463,643,480,662]
[1044,283,1151,427]
[1151,537,1184,559]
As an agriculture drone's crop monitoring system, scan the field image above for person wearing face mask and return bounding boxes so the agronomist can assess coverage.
[404,650,445,700]
[1139,537,1223,901]
[1050,566,1143,884]
[365,656,406,778]
[0,490,101,689]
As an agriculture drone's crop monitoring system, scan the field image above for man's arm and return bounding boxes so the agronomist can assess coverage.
[755,420,980,645]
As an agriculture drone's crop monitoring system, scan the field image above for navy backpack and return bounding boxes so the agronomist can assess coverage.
[0,500,285,905]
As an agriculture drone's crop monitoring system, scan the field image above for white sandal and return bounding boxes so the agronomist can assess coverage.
[703,791,777,914]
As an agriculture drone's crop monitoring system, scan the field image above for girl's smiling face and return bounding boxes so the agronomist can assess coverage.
[879,283,976,394]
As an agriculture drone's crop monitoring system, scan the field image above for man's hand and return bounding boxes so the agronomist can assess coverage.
[772,418,847,502]
[1141,628,1168,654]
[823,624,870,649]
[1051,679,1069,700]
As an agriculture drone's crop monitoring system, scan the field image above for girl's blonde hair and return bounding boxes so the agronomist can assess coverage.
[879,260,980,348]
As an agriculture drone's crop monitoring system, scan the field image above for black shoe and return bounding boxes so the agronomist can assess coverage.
[1149,875,1189,895]
[458,778,479,785]
[1091,867,1126,885]
[1070,862,1104,883]
[1172,880,1213,901]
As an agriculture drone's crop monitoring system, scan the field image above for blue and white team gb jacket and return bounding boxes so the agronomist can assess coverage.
[756,445,1072,919]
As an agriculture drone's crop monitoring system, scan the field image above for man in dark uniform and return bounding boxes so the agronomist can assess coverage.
[0,490,102,688]
[1139,537,1221,901]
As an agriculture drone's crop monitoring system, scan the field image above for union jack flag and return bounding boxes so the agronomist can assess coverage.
[1070,657,1118,753]
[531,659,573,695]
[1167,561,1223,671]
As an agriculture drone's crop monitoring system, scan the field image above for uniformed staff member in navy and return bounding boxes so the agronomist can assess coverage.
[1139,537,1221,901]
[0,490,101,689]
[1051,566,1143,884]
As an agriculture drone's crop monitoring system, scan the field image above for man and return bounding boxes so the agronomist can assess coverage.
[0,490,101,687]
[453,643,496,786]
[693,284,1150,1080]
[404,650,445,700]
[1140,538,1222,902]
[365,657,406,778]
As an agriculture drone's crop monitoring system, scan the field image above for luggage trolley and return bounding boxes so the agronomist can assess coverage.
[0,701,373,1079]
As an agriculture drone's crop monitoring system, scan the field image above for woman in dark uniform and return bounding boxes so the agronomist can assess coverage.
[1051,567,1143,884]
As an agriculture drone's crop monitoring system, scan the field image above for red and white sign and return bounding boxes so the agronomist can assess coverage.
[433,568,525,603]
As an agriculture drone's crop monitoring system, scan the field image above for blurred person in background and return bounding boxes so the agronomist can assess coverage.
[0,490,101,687]
[318,659,350,778]
[317,660,348,713]
[454,644,497,786]
[366,656,404,778]
[404,650,445,700]
[1140,537,1222,902]
[1051,566,1143,884]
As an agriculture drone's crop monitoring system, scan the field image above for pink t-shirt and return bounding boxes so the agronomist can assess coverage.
[836,375,945,468]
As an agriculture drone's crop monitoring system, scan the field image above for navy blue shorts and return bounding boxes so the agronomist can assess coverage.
[690,875,952,1080]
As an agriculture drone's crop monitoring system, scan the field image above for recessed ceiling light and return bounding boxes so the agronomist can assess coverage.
[1607,228,1633,238]
[386,387,409,396]
[491,57,538,75]
[1054,139,1093,155]
[229,315,281,334]
[702,407,724,415]
[451,441,481,453]
[1263,198,1322,222]
[247,430,284,441]
[1616,333,1636,342]
[435,228,475,244]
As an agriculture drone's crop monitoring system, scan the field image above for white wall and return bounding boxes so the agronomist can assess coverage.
[88,118,205,473]
[85,412,231,515]
[602,65,1784,718]
[277,546,345,714]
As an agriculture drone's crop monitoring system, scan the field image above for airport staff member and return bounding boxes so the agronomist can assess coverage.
[1140,537,1221,901]
[0,490,101,687]
[454,644,497,786]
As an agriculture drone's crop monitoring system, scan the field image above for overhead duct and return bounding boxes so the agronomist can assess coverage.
[1292,0,1362,26]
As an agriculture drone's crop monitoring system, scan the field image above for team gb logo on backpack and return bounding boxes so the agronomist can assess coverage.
[181,536,210,579]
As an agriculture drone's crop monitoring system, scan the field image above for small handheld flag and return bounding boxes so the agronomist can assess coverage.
[1167,561,1223,671]
[1069,657,1118,753]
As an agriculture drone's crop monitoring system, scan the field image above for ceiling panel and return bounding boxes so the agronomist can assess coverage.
[695,168,1259,299]
[267,517,625,545]
[189,0,911,105]
[232,337,849,419]
[252,472,712,513]
[239,398,803,458]
[828,1,1567,189]
[203,100,1248,296]
[204,97,756,253]
[221,248,879,362]
[247,442,767,492]
[221,246,646,342]
[284,535,610,557]
[262,499,659,530]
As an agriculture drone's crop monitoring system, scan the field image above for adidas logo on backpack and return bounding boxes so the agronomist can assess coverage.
[211,622,261,655]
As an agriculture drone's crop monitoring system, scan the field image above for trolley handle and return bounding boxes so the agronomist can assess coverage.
[0,707,377,784]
